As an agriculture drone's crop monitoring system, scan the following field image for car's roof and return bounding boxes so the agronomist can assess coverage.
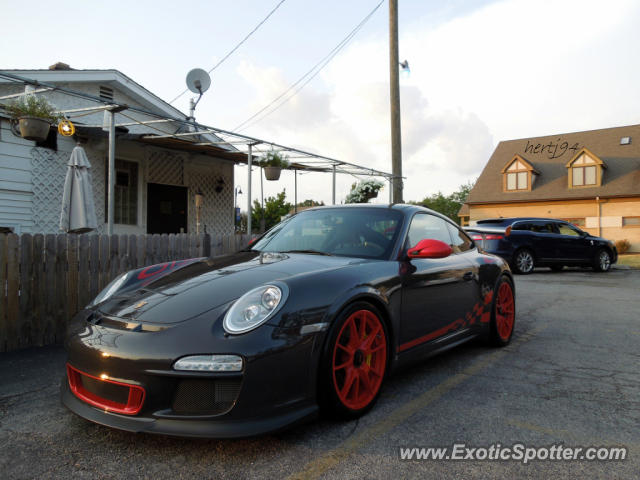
[297,203,456,220]
[475,217,570,226]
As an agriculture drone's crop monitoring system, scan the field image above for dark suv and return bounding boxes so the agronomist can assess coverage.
[465,218,617,274]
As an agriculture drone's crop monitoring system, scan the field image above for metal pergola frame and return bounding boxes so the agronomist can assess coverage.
[0,71,396,236]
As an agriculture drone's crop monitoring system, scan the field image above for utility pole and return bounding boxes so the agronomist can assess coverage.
[389,0,403,203]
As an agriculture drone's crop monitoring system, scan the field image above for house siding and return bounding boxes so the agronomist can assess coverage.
[0,119,34,233]
[0,79,235,237]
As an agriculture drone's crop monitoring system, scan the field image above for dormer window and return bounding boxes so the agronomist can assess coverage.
[566,148,605,188]
[501,154,539,192]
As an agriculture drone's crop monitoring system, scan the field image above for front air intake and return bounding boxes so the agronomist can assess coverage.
[172,378,241,415]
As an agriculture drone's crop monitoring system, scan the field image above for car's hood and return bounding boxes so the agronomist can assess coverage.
[95,251,368,324]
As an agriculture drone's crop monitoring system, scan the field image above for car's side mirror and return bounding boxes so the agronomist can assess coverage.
[407,239,453,259]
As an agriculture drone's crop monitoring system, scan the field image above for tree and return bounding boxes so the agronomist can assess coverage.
[251,190,292,232]
[296,199,324,208]
[413,180,475,224]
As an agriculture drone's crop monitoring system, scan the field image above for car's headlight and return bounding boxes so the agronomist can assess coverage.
[89,271,130,307]
[223,284,288,334]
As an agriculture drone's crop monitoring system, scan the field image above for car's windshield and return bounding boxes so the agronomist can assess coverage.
[251,208,404,259]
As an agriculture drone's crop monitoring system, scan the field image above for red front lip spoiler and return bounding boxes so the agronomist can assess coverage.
[66,364,145,415]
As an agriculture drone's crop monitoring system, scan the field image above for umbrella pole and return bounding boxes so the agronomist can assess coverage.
[107,110,115,235]
[247,143,252,237]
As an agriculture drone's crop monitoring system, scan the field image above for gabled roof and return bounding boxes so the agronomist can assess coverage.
[467,124,640,204]
[565,147,606,168]
[0,68,184,120]
[500,154,541,174]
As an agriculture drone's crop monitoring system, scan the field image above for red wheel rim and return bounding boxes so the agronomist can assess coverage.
[495,282,515,341]
[332,309,387,410]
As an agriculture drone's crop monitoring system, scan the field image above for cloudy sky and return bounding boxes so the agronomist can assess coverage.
[2,0,640,206]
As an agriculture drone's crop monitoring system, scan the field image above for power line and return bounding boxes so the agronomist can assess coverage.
[233,0,384,133]
[169,0,288,105]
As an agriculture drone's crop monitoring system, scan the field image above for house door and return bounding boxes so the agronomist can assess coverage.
[147,183,188,234]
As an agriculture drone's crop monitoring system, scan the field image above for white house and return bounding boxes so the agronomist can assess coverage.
[0,63,243,236]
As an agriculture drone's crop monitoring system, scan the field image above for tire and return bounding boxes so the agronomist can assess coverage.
[512,249,535,274]
[593,249,612,272]
[319,302,389,419]
[489,276,516,347]
[550,264,564,272]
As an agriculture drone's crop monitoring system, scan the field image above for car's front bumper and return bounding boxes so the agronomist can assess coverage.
[61,307,324,438]
[61,380,317,438]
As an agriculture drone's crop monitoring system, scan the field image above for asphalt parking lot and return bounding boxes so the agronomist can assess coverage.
[1,267,639,479]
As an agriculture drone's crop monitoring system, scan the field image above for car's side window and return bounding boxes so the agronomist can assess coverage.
[406,213,452,249]
[556,223,581,237]
[512,222,531,231]
[446,222,473,253]
[530,221,554,233]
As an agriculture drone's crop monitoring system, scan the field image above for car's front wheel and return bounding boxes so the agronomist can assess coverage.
[593,249,612,272]
[489,276,516,346]
[320,302,388,418]
[513,249,535,274]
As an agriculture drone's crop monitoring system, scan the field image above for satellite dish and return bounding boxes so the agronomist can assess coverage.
[186,68,211,94]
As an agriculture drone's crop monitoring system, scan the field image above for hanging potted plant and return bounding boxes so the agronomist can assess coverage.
[345,179,385,203]
[4,95,62,142]
[258,150,290,181]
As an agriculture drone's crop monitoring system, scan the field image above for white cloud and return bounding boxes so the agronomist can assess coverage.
[233,0,640,207]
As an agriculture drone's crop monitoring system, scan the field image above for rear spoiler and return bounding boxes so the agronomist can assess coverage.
[465,225,512,238]
[464,225,506,235]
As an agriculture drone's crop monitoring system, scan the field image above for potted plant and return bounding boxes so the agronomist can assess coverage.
[345,179,385,203]
[258,150,290,181]
[4,95,62,142]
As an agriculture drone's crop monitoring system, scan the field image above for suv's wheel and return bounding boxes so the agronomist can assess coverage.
[489,276,516,346]
[513,249,535,274]
[593,249,612,272]
[320,302,388,418]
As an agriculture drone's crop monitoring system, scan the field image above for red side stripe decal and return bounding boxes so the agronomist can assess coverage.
[398,291,493,353]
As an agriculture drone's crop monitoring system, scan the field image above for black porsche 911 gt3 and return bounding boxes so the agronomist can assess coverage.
[62,204,516,438]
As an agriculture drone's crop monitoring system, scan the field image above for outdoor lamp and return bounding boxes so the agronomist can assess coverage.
[195,188,204,209]
[400,60,410,78]
[195,188,204,234]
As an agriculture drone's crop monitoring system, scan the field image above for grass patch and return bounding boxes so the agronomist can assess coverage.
[617,254,640,269]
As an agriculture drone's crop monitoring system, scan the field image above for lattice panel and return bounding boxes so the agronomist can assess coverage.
[31,146,105,234]
[148,150,185,185]
[186,163,234,236]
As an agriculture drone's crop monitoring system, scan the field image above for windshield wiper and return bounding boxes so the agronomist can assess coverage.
[280,249,334,256]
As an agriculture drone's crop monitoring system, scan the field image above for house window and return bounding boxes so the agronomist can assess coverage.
[566,149,604,188]
[502,155,537,192]
[622,216,640,227]
[506,171,528,190]
[105,160,138,225]
[572,165,596,186]
[561,218,586,227]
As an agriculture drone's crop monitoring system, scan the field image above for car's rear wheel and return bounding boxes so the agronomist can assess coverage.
[550,264,564,272]
[513,249,535,274]
[320,302,388,418]
[593,249,612,272]
[489,276,515,346]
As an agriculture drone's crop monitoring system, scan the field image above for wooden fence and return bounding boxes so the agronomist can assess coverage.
[0,233,250,352]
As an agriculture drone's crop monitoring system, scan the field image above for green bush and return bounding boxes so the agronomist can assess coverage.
[256,150,290,168]
[615,239,631,254]
[3,95,62,123]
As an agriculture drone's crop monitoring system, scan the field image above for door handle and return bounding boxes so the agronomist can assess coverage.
[463,272,474,281]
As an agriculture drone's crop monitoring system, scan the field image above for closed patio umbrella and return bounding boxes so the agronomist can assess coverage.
[59,145,98,233]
